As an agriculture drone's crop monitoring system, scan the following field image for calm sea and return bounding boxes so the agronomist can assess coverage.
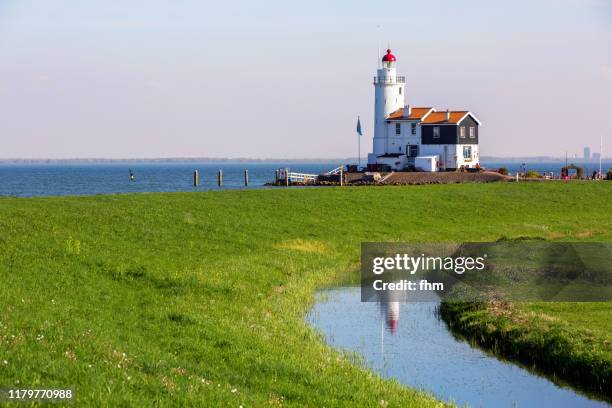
[0,161,609,197]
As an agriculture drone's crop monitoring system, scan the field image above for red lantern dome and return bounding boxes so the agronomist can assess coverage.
[388,318,398,333]
[382,49,396,62]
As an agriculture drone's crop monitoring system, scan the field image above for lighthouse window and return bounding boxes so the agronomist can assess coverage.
[395,123,401,135]
[411,123,417,135]
[433,127,440,138]
[469,127,475,138]
[399,88,402,95]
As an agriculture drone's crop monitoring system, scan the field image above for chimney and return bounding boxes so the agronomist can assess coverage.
[445,110,450,121]
[403,105,412,118]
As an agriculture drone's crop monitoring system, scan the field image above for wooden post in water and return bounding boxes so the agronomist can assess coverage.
[340,165,344,186]
[193,170,199,187]
[244,169,249,187]
[218,170,223,188]
[285,168,289,187]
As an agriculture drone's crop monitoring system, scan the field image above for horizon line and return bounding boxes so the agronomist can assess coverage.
[0,156,609,163]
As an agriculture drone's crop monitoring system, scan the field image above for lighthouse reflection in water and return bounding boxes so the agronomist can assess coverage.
[375,280,437,334]
[379,288,404,334]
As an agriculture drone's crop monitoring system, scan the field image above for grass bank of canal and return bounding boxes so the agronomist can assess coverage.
[1,183,611,406]
[439,300,612,400]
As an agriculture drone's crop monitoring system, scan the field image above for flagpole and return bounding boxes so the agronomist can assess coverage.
[600,135,603,179]
[356,116,362,169]
[358,116,361,168]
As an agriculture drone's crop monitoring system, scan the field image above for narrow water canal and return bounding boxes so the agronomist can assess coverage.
[307,287,609,408]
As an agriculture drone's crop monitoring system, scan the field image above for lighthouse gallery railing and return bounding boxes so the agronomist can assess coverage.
[373,76,406,84]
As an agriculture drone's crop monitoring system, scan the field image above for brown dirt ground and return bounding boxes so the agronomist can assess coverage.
[350,171,510,185]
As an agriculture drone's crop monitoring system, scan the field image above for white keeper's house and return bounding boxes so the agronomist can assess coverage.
[367,49,482,172]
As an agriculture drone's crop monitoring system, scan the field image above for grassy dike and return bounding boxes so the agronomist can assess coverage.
[0,183,610,406]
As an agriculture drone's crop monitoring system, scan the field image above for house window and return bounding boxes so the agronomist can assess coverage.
[463,146,472,160]
[411,123,417,135]
[395,123,401,135]
[469,127,475,138]
[433,127,440,138]
[399,87,402,95]
[460,126,466,138]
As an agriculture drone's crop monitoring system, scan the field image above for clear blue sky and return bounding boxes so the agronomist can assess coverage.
[0,0,610,159]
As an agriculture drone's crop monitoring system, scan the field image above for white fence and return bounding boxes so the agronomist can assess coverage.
[324,166,343,176]
[277,168,319,184]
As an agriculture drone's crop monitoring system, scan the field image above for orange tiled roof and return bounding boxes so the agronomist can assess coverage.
[387,107,433,121]
[421,111,469,125]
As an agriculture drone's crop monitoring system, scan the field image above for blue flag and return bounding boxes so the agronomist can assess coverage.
[356,117,362,136]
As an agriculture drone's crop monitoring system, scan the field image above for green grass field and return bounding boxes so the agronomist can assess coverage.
[1,182,611,406]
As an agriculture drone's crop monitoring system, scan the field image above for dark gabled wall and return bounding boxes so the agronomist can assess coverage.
[457,116,479,144]
[421,115,479,145]
[421,125,457,144]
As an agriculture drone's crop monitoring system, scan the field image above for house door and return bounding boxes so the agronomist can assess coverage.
[442,146,448,171]
[409,145,419,158]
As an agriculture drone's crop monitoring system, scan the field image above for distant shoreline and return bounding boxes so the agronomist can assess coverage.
[0,156,608,165]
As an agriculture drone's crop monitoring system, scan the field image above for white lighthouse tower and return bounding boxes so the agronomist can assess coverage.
[369,49,405,164]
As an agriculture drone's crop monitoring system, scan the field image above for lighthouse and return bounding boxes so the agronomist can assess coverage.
[370,49,406,163]
[367,47,481,172]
